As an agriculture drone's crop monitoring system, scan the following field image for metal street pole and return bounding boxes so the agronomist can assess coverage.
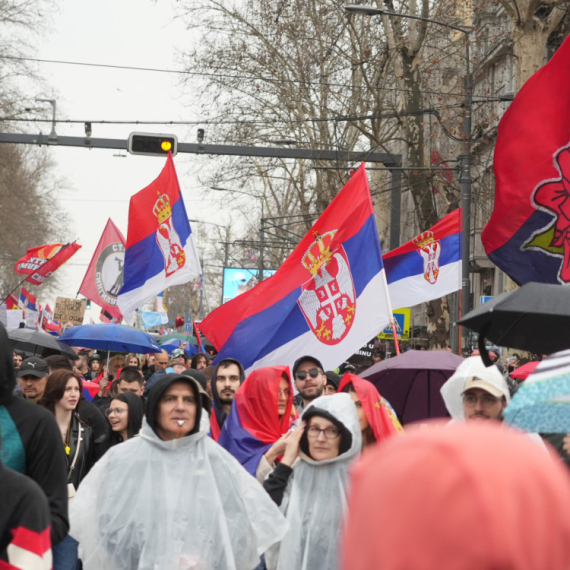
[345,5,473,355]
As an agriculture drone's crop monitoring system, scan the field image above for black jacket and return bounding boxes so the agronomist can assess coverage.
[0,323,68,545]
[67,413,96,489]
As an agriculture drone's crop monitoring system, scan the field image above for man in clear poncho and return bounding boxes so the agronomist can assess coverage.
[70,373,288,570]
[264,393,361,570]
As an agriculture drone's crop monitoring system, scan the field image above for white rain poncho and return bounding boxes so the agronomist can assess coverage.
[70,374,288,570]
[266,393,361,570]
[440,356,510,420]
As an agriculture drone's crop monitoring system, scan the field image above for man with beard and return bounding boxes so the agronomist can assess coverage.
[209,358,245,441]
[12,351,23,372]
[292,356,327,415]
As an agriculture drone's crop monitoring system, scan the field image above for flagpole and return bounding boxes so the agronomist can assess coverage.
[1,276,29,307]
[379,273,400,356]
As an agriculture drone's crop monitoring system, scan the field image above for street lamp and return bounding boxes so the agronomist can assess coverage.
[345,5,473,352]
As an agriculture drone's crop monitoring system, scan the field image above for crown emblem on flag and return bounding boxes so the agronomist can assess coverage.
[413,231,435,249]
[153,192,172,223]
[301,230,337,277]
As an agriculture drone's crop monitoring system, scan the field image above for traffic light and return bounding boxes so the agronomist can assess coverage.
[127,132,178,157]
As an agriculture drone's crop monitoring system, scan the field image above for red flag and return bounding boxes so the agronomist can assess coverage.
[79,219,125,320]
[194,320,205,353]
[5,294,19,310]
[99,308,119,324]
[15,243,81,286]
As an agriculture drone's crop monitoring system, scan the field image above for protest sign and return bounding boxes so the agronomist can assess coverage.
[54,297,86,326]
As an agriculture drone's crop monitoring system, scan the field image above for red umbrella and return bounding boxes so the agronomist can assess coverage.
[510,361,539,380]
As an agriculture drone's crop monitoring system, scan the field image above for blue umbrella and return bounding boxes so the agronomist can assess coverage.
[160,338,181,354]
[504,350,570,433]
[59,323,161,354]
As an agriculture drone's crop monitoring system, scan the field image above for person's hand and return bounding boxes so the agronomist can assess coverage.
[281,422,305,467]
[563,434,570,456]
[98,375,109,397]
[265,432,291,465]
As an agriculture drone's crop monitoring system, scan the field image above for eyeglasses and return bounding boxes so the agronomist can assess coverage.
[106,407,127,417]
[462,393,501,408]
[307,426,340,439]
[295,368,321,381]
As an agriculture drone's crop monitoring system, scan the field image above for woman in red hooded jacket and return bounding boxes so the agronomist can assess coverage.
[339,373,402,448]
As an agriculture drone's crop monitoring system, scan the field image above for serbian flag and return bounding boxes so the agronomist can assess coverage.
[79,219,125,320]
[5,294,19,310]
[19,287,37,312]
[338,374,402,441]
[118,154,201,316]
[383,209,462,310]
[15,242,81,286]
[219,366,296,475]
[482,34,570,285]
[198,163,393,373]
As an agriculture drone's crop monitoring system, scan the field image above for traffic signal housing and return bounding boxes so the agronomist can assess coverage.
[127,132,178,157]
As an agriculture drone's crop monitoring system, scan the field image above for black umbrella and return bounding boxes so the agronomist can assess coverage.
[9,328,76,359]
[458,282,570,362]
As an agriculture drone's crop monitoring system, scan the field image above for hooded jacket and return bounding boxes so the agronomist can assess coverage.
[0,322,68,545]
[210,358,245,440]
[218,366,296,475]
[70,373,288,570]
[265,393,361,570]
[343,421,570,570]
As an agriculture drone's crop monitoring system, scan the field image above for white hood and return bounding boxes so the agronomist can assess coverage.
[440,356,510,420]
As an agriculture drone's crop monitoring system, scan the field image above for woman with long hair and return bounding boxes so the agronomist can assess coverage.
[104,392,144,448]
[125,353,141,369]
[40,369,97,570]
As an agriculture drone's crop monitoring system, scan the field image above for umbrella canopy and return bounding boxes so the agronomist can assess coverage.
[59,324,161,354]
[510,361,540,381]
[504,350,570,432]
[458,282,570,356]
[360,350,464,425]
[9,328,76,359]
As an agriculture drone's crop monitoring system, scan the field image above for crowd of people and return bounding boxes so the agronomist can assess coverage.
[3,321,570,570]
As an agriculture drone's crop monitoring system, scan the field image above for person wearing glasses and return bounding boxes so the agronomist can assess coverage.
[104,392,144,448]
[263,393,361,570]
[291,355,327,414]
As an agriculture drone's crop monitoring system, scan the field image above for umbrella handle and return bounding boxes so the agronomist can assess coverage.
[478,326,494,368]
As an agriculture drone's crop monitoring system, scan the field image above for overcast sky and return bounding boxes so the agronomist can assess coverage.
[32,0,225,319]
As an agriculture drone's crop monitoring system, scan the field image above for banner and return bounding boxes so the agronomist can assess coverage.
[78,218,125,320]
[15,242,81,286]
[53,297,86,326]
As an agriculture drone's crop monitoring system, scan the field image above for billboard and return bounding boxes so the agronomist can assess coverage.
[222,268,277,303]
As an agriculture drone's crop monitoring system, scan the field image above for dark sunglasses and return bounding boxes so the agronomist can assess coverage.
[295,368,321,381]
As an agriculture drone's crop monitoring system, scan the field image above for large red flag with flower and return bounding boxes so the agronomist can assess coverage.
[79,219,125,320]
[482,34,570,285]
[15,242,81,286]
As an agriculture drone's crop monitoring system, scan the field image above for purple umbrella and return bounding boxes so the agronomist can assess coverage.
[360,350,464,425]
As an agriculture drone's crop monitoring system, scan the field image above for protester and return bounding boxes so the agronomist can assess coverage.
[166,358,186,374]
[44,354,109,442]
[371,348,385,364]
[264,393,360,570]
[143,350,169,394]
[108,354,126,377]
[93,378,120,415]
[104,392,144,448]
[440,356,546,447]
[0,323,69,546]
[89,354,105,383]
[125,353,141,368]
[292,355,327,414]
[191,352,208,371]
[342,422,570,570]
[17,356,49,403]
[339,373,403,447]
[209,357,246,441]
[70,373,288,569]
[116,366,145,396]
[218,366,296,480]
[0,462,52,567]
[40,369,101,569]
[171,348,187,367]
[324,370,340,395]
[12,350,23,371]
[74,352,93,381]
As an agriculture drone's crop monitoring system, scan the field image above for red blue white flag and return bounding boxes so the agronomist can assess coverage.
[482,34,570,285]
[118,154,201,316]
[198,163,393,373]
[383,209,462,309]
[18,287,37,312]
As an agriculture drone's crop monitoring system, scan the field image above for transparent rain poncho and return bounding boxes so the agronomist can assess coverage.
[70,412,288,570]
[266,393,361,570]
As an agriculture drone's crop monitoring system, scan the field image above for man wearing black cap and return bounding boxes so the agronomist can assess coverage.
[17,356,49,404]
[292,355,327,414]
[324,371,341,395]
